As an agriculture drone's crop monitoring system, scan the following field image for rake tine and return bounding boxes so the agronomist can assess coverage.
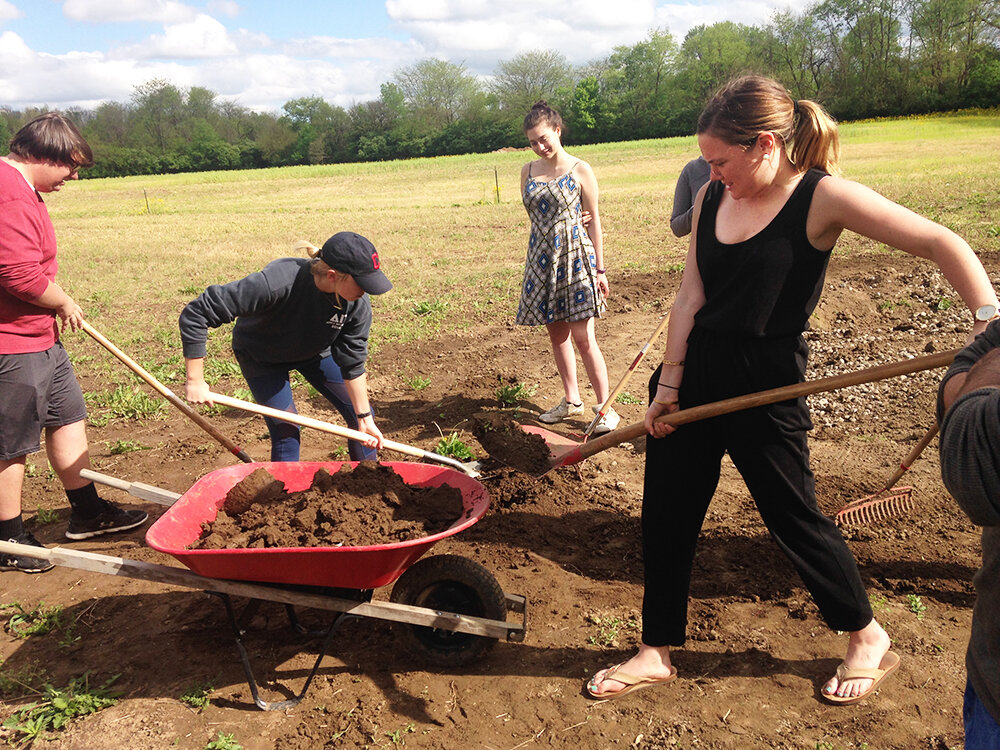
[834,486,915,527]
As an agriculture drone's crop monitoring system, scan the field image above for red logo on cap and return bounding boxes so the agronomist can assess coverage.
[371,252,380,270]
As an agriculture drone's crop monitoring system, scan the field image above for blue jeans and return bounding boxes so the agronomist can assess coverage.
[965,677,1000,750]
[240,354,376,463]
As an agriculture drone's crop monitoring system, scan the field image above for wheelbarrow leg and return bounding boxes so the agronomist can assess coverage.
[212,592,354,712]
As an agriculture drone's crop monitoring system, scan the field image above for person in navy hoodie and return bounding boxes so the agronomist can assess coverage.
[180,232,391,462]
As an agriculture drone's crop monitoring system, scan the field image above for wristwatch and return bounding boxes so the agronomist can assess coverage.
[974,303,999,322]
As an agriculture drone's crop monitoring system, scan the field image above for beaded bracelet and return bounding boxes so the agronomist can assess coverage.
[662,359,685,367]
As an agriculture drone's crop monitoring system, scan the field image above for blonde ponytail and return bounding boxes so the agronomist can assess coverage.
[790,99,841,176]
[294,239,321,258]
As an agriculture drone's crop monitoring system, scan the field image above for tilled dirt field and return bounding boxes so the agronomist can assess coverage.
[1,251,996,749]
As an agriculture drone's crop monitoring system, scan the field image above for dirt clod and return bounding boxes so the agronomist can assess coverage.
[191,462,467,549]
[474,413,552,474]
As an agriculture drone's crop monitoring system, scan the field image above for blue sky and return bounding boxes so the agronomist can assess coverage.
[0,0,807,113]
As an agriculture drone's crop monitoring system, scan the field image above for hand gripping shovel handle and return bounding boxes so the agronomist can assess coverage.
[554,348,960,468]
[80,320,254,463]
[207,392,477,476]
[585,311,672,438]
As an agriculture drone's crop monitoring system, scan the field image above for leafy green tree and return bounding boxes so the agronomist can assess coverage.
[814,0,907,117]
[602,29,679,139]
[764,10,831,100]
[671,22,768,133]
[85,101,133,147]
[563,76,612,144]
[393,58,483,132]
[491,50,574,117]
[130,79,185,153]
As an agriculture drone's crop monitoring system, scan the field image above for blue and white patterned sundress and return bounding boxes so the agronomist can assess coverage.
[516,161,605,326]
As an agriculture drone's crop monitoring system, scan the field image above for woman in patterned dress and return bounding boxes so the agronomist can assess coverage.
[517,101,619,433]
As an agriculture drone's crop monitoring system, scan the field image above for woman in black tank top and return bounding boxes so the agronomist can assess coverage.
[587,75,999,705]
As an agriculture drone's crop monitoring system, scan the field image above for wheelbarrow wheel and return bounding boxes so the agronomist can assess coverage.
[389,554,506,667]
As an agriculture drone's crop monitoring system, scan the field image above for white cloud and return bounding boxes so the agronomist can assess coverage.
[386,0,667,70]
[654,0,812,36]
[113,13,238,59]
[283,35,422,62]
[0,33,197,109]
[62,0,197,24]
[206,0,239,18]
[0,0,21,23]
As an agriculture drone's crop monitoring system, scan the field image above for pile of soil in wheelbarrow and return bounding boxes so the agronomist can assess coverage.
[189,462,468,550]
[474,413,552,475]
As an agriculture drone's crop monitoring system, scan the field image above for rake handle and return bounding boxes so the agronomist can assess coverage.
[562,348,960,466]
[585,312,671,437]
[882,421,939,490]
[80,320,253,463]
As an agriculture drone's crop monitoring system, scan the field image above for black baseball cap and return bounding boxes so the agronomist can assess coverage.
[318,232,392,295]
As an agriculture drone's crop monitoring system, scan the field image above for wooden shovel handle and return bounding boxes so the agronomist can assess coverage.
[567,348,960,465]
[80,320,254,463]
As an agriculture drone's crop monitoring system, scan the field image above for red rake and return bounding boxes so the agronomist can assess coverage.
[833,422,938,526]
[584,312,671,439]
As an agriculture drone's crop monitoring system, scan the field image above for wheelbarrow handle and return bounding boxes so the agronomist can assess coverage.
[206,392,474,474]
[80,320,254,463]
[557,347,960,467]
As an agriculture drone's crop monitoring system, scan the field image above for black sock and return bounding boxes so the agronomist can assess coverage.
[0,514,25,540]
[66,482,106,519]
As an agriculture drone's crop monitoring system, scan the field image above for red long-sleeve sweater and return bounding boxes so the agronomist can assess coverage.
[0,160,59,354]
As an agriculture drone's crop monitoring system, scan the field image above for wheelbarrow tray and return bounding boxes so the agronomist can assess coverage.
[145,461,490,590]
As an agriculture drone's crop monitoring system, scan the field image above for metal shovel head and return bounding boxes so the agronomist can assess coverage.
[517,424,588,476]
[519,424,583,448]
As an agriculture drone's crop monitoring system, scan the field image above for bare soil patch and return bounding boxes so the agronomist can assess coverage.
[2,251,997,749]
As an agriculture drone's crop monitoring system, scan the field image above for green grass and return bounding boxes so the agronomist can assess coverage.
[40,110,1000,389]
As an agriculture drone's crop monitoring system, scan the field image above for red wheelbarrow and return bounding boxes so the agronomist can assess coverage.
[0,462,526,711]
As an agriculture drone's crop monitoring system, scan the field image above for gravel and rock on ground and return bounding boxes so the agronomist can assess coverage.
[1,250,996,749]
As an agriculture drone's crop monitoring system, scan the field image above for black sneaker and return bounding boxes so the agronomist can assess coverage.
[65,503,149,540]
[1,531,54,573]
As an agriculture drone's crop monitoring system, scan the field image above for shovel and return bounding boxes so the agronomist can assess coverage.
[583,312,671,439]
[526,348,960,475]
[81,320,254,463]
[206,392,483,477]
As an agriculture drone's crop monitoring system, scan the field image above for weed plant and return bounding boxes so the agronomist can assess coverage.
[496,377,536,407]
[434,432,476,461]
[204,731,242,750]
[1,673,119,745]
[180,682,213,711]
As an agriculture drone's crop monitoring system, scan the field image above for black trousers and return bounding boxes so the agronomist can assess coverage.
[640,326,873,646]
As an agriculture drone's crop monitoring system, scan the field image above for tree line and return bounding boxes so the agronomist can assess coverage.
[3,0,998,178]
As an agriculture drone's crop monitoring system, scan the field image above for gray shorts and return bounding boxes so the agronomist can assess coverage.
[0,343,87,460]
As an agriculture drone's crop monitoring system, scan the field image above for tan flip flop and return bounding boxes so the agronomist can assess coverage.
[586,662,678,700]
[822,651,901,705]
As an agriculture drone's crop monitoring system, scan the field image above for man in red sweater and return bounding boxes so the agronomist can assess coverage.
[0,113,147,574]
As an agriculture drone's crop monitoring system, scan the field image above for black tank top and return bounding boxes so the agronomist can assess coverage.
[694,168,832,338]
